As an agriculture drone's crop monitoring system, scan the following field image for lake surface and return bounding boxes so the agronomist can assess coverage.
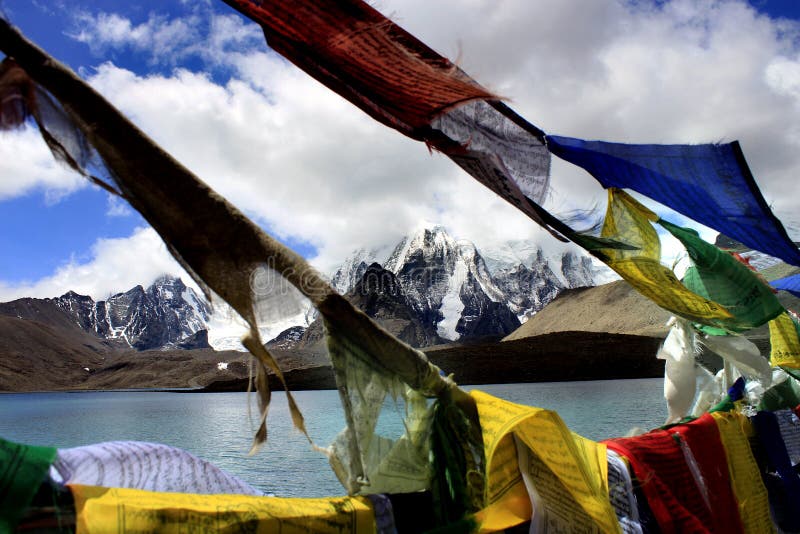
[0,379,665,497]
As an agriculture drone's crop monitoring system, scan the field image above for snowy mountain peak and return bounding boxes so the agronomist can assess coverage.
[329,225,609,341]
[52,276,211,351]
[330,249,372,295]
[148,275,188,302]
[384,224,459,273]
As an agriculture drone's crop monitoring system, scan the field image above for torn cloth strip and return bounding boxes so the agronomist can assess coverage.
[700,334,772,387]
[658,319,700,426]
[50,441,262,496]
[325,319,435,496]
[0,437,57,533]
[771,273,800,298]
[546,135,800,267]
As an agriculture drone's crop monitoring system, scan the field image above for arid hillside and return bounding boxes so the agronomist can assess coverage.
[504,281,673,340]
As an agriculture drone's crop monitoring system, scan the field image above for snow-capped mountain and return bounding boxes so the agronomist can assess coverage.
[52,275,211,350]
[478,238,614,286]
[383,226,515,339]
[298,262,443,349]
[2,226,607,353]
[328,224,605,342]
[492,251,562,320]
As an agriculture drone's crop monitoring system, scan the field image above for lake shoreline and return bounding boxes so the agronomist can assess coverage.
[0,331,665,393]
[156,331,668,393]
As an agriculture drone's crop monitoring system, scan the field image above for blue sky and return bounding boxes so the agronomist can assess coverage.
[1,0,800,299]
[0,0,323,290]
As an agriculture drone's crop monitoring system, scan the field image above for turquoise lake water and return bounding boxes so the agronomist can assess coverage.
[0,379,666,497]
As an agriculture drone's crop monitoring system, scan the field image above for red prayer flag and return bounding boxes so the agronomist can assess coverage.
[606,414,745,534]
[222,0,495,138]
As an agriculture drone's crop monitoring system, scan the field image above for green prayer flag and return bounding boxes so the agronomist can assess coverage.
[0,437,56,533]
[659,220,784,334]
[759,378,800,411]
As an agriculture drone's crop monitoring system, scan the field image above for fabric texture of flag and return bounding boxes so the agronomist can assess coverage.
[0,437,57,533]
[771,273,800,298]
[660,219,784,334]
[547,135,800,267]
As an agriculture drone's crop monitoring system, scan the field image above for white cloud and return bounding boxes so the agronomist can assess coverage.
[0,227,188,301]
[5,0,800,298]
[105,194,133,217]
[69,11,201,64]
[0,127,86,201]
[84,58,457,272]
[766,56,800,98]
[68,8,263,69]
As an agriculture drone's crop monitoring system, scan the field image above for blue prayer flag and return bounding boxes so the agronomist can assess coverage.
[771,273,800,298]
[547,135,800,267]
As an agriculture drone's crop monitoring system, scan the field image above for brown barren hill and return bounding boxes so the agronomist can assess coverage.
[0,315,109,391]
[504,280,672,341]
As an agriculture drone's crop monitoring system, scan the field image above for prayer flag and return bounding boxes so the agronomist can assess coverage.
[771,273,800,298]
[72,485,375,534]
[0,437,56,533]
[471,390,620,533]
[710,412,775,534]
[547,135,800,267]
[769,312,800,380]
[661,220,784,333]
[606,415,744,534]
[751,411,800,532]
[592,189,733,326]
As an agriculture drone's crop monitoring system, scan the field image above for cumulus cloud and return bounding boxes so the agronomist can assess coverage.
[5,0,800,298]
[69,11,201,64]
[383,0,800,213]
[0,227,188,301]
[84,58,458,271]
[0,127,86,201]
[68,8,263,69]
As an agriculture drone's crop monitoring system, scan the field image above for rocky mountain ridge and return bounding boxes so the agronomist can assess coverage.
[323,224,603,345]
[297,263,445,350]
[0,226,606,352]
[0,275,210,351]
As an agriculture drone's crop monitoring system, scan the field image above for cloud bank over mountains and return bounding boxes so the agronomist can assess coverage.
[1,0,799,301]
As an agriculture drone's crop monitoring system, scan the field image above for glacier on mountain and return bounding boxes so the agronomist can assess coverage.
[328,223,606,341]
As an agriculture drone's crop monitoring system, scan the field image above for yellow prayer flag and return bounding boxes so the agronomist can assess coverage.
[609,257,733,324]
[769,312,800,369]
[602,188,660,262]
[71,485,375,534]
[593,189,733,326]
[471,390,620,533]
[710,412,775,534]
